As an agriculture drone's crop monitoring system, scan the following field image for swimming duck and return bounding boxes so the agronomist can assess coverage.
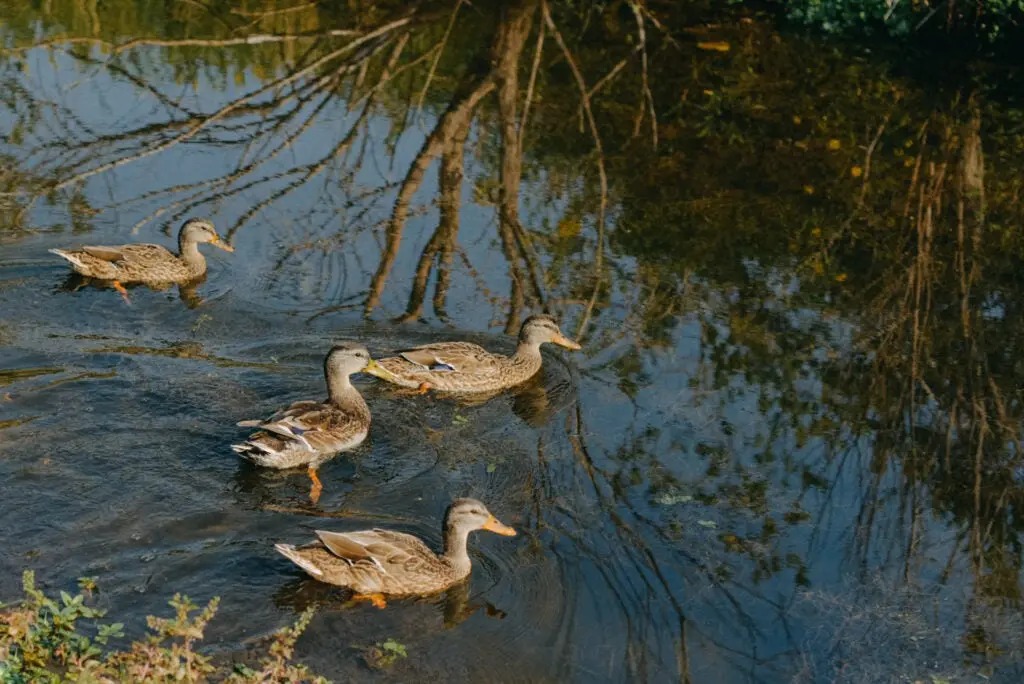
[274,498,516,607]
[49,218,232,302]
[232,343,388,503]
[366,314,581,394]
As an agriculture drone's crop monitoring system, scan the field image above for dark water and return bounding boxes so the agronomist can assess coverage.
[2,2,1024,682]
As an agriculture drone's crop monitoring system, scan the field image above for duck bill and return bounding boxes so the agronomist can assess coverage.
[552,333,582,351]
[211,235,234,253]
[482,515,517,537]
[363,359,399,381]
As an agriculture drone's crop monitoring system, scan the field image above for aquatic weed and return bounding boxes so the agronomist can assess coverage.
[359,638,408,670]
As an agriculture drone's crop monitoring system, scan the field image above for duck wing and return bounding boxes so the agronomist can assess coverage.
[233,400,367,459]
[81,243,172,264]
[315,528,437,571]
[397,342,503,375]
[116,244,176,263]
[80,245,127,262]
[236,399,321,428]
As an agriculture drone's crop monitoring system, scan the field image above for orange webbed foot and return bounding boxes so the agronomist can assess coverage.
[308,467,323,504]
[353,593,387,609]
[112,281,131,305]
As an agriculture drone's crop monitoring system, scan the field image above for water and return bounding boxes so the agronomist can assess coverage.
[2,2,1024,682]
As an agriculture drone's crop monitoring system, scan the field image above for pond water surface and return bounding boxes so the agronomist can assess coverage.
[2,2,1024,682]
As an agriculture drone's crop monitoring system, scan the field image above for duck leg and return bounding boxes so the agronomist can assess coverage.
[307,466,323,504]
[389,382,432,397]
[353,593,387,609]
[112,280,131,305]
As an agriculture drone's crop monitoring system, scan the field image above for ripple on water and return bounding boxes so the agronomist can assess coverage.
[0,304,595,680]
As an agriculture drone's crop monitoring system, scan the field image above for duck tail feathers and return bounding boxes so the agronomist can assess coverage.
[50,249,86,270]
[275,543,324,577]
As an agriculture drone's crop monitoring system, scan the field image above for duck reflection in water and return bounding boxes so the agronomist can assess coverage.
[273,575,505,630]
[57,272,210,309]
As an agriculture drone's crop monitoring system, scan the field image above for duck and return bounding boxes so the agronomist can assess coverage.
[366,314,581,394]
[49,218,233,302]
[232,343,389,503]
[274,498,516,607]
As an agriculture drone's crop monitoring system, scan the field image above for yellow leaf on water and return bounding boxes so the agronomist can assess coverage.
[851,166,863,177]
[697,41,731,52]
[828,139,841,150]
[557,218,582,238]
[835,273,848,282]
[811,227,822,237]
[792,115,802,125]
[803,185,815,194]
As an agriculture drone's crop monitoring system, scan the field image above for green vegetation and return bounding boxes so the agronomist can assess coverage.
[0,571,326,683]
[359,638,408,670]
[779,0,1024,44]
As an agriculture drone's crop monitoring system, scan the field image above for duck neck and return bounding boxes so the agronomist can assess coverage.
[511,340,543,371]
[442,524,473,577]
[325,368,366,412]
[177,236,206,275]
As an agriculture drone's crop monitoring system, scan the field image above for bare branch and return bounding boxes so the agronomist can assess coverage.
[414,0,464,121]
[629,1,657,150]
[0,30,363,56]
[48,15,414,192]
[364,73,496,316]
[518,11,545,158]
[542,1,608,341]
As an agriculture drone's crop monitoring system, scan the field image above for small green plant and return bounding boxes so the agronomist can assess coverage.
[190,313,213,335]
[360,638,408,670]
[0,571,327,683]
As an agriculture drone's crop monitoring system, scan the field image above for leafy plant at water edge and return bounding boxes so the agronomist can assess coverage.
[0,571,327,682]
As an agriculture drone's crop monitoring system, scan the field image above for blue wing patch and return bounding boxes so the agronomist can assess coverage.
[428,361,456,372]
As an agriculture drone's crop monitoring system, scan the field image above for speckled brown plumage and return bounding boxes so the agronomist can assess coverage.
[232,343,380,471]
[50,218,232,284]
[368,315,582,393]
[274,499,517,602]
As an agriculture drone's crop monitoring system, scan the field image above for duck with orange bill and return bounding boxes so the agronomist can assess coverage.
[274,498,517,608]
